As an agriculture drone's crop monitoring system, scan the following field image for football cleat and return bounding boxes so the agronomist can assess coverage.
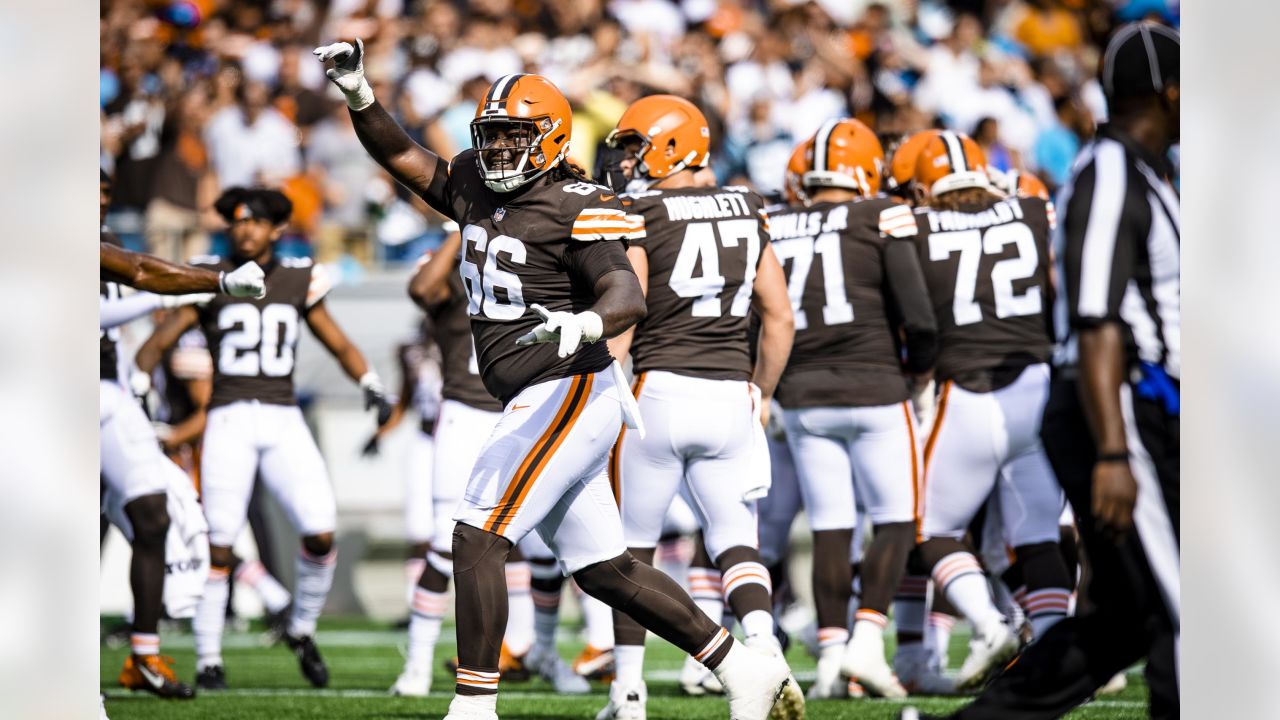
[955,624,1018,692]
[596,679,646,720]
[528,645,589,694]
[118,654,195,699]
[713,642,804,720]
[195,663,227,690]
[841,624,907,698]
[743,634,805,720]
[807,646,846,699]
[679,655,723,696]
[499,642,531,682]
[573,644,616,682]
[1097,671,1128,696]
[390,661,432,697]
[284,633,330,688]
[261,604,291,645]
[895,644,957,696]
[443,693,500,720]
[899,709,950,720]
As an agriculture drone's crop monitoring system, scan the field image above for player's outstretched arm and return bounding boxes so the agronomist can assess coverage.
[134,306,200,374]
[160,376,210,452]
[305,300,394,426]
[748,244,795,410]
[407,229,461,312]
[314,39,449,214]
[102,243,222,294]
[605,246,650,362]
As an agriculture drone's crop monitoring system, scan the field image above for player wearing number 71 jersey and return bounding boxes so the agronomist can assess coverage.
[881,130,1072,690]
[136,187,394,692]
[600,94,803,720]
[768,118,937,698]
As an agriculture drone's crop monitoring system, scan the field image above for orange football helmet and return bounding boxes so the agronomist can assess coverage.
[1003,169,1050,200]
[471,74,572,192]
[606,94,710,189]
[914,130,992,196]
[887,130,942,193]
[783,137,813,207]
[803,118,884,197]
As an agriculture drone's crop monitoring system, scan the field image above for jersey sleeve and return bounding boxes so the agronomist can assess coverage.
[878,204,920,239]
[570,202,646,244]
[306,263,333,309]
[422,154,457,220]
[561,240,635,287]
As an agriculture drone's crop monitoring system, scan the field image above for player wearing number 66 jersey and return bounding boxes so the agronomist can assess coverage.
[882,130,1072,690]
[768,118,937,699]
[320,38,796,720]
[136,187,394,692]
[601,94,803,720]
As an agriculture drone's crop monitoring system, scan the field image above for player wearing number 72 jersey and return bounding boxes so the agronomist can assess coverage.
[768,118,937,698]
[882,130,1072,690]
[318,37,797,720]
[135,187,394,692]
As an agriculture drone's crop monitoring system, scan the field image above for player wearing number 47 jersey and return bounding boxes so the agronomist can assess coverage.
[882,130,1072,690]
[769,118,937,699]
[601,95,803,720]
[320,37,797,720]
[136,187,394,692]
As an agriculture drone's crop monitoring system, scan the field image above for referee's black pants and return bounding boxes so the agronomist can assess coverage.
[951,378,1179,720]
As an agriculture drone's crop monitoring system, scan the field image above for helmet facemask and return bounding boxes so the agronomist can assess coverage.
[605,129,700,193]
[471,116,565,193]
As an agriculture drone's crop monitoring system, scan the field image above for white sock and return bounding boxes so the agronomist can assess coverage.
[933,552,1006,639]
[740,609,774,639]
[532,584,561,655]
[578,588,615,650]
[235,559,291,614]
[926,612,956,669]
[194,567,230,669]
[894,575,928,639]
[504,562,534,657]
[408,587,447,668]
[289,549,336,638]
[614,644,646,687]
[448,692,498,714]
[404,557,426,607]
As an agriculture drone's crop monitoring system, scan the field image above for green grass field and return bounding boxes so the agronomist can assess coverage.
[101,617,1149,719]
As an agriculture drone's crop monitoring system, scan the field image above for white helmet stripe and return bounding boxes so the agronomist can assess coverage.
[813,119,840,173]
[941,131,967,173]
[483,73,526,114]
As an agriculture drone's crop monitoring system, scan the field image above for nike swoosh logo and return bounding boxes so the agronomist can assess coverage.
[599,194,615,202]
[137,663,166,689]
[510,404,531,411]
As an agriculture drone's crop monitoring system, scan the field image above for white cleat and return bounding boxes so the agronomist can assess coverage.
[528,645,589,695]
[442,693,499,720]
[744,634,806,720]
[595,680,646,720]
[895,645,957,696]
[840,623,907,698]
[713,642,805,720]
[1097,672,1128,696]
[679,655,723,695]
[807,646,847,699]
[390,661,431,697]
[955,623,1019,692]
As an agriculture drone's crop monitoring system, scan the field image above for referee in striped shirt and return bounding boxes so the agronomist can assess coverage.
[903,22,1180,720]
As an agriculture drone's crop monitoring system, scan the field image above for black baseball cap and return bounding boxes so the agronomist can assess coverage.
[1101,22,1179,101]
[214,187,293,225]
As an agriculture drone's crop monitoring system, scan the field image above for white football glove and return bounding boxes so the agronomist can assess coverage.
[515,304,603,359]
[220,262,266,299]
[160,293,215,309]
[313,39,375,111]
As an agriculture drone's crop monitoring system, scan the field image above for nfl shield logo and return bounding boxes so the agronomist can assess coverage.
[492,207,506,222]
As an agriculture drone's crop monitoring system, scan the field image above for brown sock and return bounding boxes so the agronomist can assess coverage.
[611,547,654,647]
[857,522,915,616]
[812,529,854,630]
[452,523,512,695]
[575,550,734,670]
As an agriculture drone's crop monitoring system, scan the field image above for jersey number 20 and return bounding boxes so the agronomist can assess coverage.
[929,223,1042,326]
[218,304,298,377]
[669,219,761,317]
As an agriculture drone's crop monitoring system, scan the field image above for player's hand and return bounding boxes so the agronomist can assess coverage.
[1092,457,1137,537]
[515,304,603,359]
[220,262,266,299]
[360,371,394,426]
[314,38,375,111]
[160,293,215,309]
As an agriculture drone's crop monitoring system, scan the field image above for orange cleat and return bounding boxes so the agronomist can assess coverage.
[573,645,616,682]
[118,654,195,699]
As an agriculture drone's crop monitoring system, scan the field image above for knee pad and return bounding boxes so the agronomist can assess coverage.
[572,552,635,601]
[125,493,170,545]
[302,533,334,557]
[452,523,511,575]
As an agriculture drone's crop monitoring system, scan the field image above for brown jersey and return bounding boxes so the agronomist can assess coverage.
[190,255,330,409]
[428,272,503,412]
[100,229,123,381]
[881,196,1055,392]
[428,150,641,405]
[771,197,913,408]
[624,186,770,381]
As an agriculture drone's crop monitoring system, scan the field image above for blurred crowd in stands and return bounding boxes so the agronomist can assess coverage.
[101,0,1179,268]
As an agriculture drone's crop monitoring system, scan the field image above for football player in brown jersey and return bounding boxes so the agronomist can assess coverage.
[879,131,1072,690]
[134,187,393,691]
[98,169,197,701]
[599,94,803,720]
[768,119,938,698]
[318,38,797,720]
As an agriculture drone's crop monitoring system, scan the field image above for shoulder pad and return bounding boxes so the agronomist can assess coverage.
[620,190,663,200]
[571,207,646,242]
[306,263,333,308]
[878,204,920,238]
[280,256,315,268]
[722,185,751,193]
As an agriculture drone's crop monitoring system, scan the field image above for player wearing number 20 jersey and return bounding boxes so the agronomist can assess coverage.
[136,187,392,692]
[769,119,937,699]
[884,130,1072,689]
[601,94,802,720]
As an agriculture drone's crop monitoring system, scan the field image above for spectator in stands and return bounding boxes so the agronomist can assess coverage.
[204,79,301,189]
